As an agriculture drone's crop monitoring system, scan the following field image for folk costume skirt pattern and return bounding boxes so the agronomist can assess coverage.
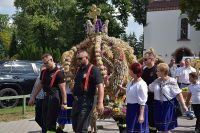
[154,98,178,131]
[126,103,149,133]
[57,94,74,124]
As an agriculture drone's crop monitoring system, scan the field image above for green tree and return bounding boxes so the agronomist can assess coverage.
[111,0,132,27]
[9,32,18,58]
[121,32,144,58]
[14,0,71,48]
[179,0,200,30]
[131,0,148,26]
[14,0,79,60]
[0,14,12,59]
[14,0,135,60]
[127,32,137,48]
[14,0,132,49]
[135,34,144,58]
[0,14,9,31]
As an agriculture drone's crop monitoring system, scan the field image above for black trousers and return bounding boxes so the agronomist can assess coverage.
[42,92,60,132]
[147,92,157,133]
[148,104,157,133]
[35,99,44,131]
[192,104,200,131]
[72,95,96,133]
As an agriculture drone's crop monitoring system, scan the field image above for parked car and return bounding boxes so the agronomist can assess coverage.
[0,60,42,108]
[0,60,7,65]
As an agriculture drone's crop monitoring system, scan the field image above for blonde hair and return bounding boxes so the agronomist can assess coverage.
[144,48,156,59]
[157,63,169,75]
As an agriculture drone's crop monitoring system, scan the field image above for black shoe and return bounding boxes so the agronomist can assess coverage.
[56,127,67,133]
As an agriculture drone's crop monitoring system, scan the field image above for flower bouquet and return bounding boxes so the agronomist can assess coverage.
[99,94,127,133]
[112,96,126,133]
[182,87,189,101]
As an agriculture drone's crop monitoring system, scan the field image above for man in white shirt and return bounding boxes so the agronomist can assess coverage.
[176,58,196,89]
[169,58,177,78]
[175,60,185,87]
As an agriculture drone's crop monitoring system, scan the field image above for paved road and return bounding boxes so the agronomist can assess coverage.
[0,117,196,133]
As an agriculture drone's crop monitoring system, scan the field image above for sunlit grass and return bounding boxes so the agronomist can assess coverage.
[0,106,35,114]
[0,106,35,122]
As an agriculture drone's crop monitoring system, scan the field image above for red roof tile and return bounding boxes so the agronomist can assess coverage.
[148,0,179,12]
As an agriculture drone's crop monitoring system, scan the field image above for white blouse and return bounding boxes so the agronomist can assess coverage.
[188,82,200,104]
[126,79,148,105]
[149,77,182,101]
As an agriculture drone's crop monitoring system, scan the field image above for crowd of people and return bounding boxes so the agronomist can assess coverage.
[28,50,200,133]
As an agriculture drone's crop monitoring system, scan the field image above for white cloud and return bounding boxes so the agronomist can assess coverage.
[0,0,15,16]
[0,0,14,8]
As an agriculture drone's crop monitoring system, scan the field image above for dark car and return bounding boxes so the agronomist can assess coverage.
[0,60,42,108]
[0,60,7,65]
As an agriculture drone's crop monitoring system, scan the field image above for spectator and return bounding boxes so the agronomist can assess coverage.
[168,58,177,78]
[57,84,74,133]
[71,50,104,133]
[30,64,46,133]
[28,53,67,133]
[149,63,188,133]
[126,63,149,133]
[142,50,158,133]
[175,60,185,87]
[186,72,200,133]
[176,58,196,89]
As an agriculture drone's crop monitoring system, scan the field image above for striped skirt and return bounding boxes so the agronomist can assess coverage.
[57,94,74,125]
[154,98,178,131]
[126,103,149,133]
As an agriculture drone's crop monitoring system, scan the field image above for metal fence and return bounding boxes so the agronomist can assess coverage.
[0,95,72,114]
[0,95,30,114]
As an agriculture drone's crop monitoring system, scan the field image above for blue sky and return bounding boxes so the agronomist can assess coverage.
[0,0,143,39]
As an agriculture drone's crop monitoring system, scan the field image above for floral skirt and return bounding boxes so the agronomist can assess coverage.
[154,98,178,131]
[57,94,74,124]
[126,103,149,133]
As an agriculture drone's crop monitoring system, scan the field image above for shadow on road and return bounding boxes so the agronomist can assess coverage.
[28,131,41,133]
[98,128,119,132]
[178,124,196,128]
[172,130,194,133]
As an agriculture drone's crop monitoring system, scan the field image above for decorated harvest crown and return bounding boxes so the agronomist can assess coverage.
[85,4,109,35]
[61,4,136,99]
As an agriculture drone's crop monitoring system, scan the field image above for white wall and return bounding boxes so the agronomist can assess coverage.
[144,9,200,63]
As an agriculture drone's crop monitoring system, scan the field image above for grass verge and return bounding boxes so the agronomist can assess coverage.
[0,106,35,122]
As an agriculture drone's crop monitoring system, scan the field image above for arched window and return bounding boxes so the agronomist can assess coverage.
[180,18,188,39]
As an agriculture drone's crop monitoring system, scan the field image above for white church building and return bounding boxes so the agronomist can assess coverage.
[144,0,200,63]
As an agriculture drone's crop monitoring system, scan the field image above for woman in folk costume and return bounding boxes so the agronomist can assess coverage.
[126,62,149,133]
[57,83,74,132]
[149,63,188,133]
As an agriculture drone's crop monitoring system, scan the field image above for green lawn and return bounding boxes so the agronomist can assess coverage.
[0,106,35,122]
[0,106,35,114]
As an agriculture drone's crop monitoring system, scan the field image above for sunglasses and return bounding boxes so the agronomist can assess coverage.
[77,56,87,60]
[143,58,149,61]
[43,59,52,65]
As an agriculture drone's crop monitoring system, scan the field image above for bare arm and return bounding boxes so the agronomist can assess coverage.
[96,83,104,114]
[185,92,192,107]
[176,93,188,112]
[117,84,126,92]
[32,81,43,98]
[175,76,179,81]
[59,82,68,110]
[28,80,43,106]
[138,105,145,124]
[59,82,67,104]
